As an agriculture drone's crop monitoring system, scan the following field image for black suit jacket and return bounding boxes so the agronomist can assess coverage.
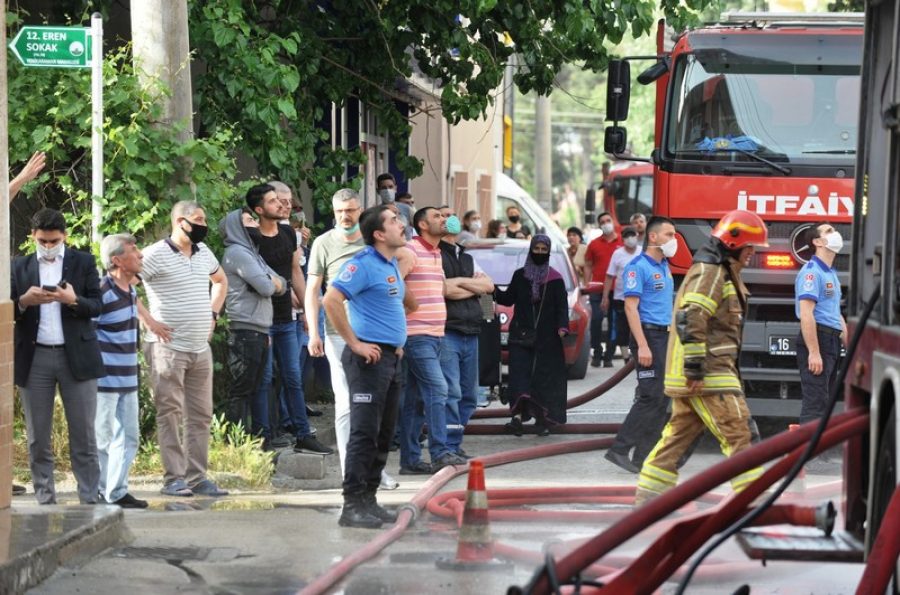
[11,248,105,387]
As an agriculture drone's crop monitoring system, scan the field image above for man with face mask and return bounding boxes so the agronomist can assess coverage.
[140,201,229,497]
[377,173,413,240]
[584,212,622,368]
[795,222,847,426]
[634,210,768,505]
[12,208,105,504]
[601,226,643,362]
[220,196,287,448]
[604,219,675,474]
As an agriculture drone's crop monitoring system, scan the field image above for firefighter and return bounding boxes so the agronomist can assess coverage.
[634,210,768,506]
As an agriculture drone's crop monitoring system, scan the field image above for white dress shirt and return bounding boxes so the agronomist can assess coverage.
[36,245,65,346]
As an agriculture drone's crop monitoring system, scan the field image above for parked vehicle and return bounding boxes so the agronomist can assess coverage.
[604,13,863,416]
[603,162,654,229]
[495,173,567,247]
[467,238,591,380]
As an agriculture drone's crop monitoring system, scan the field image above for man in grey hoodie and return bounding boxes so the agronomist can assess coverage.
[220,199,287,445]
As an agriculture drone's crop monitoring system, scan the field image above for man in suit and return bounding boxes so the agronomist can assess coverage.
[12,208,105,504]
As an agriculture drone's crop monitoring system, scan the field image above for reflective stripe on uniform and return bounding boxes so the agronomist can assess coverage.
[703,375,742,391]
[682,343,706,356]
[682,292,718,315]
[637,476,673,495]
[722,281,737,298]
[731,466,764,492]
[688,396,734,457]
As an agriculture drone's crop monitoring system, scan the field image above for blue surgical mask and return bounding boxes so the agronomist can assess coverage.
[446,215,462,235]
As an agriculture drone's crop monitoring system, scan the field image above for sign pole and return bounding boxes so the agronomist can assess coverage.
[90,12,102,245]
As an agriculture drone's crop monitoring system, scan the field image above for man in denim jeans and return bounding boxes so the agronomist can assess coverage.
[438,207,493,459]
[95,234,151,508]
[251,183,332,455]
[397,207,466,474]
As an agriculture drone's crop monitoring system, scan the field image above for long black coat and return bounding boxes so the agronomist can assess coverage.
[495,268,569,424]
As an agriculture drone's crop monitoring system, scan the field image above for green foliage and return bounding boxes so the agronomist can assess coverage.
[7,10,240,251]
[188,0,716,214]
[207,415,275,489]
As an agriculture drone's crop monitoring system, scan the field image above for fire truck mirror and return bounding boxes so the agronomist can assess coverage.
[606,60,631,121]
[584,189,596,212]
[637,58,669,85]
[604,126,627,155]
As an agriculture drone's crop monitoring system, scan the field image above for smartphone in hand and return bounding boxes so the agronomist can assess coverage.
[41,284,58,292]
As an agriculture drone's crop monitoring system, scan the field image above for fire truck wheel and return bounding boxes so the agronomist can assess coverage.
[871,403,898,594]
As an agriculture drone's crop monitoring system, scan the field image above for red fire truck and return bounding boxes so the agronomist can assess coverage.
[604,13,863,416]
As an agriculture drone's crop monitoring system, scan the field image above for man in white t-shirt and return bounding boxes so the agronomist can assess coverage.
[601,226,642,361]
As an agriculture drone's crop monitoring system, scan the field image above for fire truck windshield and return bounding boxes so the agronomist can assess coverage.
[665,35,861,168]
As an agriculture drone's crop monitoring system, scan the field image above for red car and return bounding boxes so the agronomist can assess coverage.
[465,239,592,380]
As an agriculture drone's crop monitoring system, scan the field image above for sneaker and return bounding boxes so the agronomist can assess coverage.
[535,424,551,437]
[306,406,324,417]
[190,479,229,497]
[399,461,432,475]
[379,471,399,490]
[270,433,292,449]
[112,493,149,509]
[590,356,602,368]
[603,360,614,368]
[12,484,26,496]
[431,453,466,473]
[604,450,640,474]
[160,479,193,497]
[294,435,334,455]
[455,448,473,460]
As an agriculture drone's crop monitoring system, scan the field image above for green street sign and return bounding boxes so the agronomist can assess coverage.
[9,26,91,68]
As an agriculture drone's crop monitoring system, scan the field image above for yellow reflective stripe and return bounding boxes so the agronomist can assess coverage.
[682,292,717,315]
[689,396,732,456]
[637,477,672,494]
[682,343,706,356]
[722,281,736,298]
[665,376,687,387]
[704,376,742,389]
[732,467,764,492]
[667,335,685,382]
[642,463,678,482]
[708,343,738,353]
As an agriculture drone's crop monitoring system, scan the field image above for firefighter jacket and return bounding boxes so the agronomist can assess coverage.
[664,238,749,398]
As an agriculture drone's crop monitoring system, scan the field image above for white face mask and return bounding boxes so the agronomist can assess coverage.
[656,238,678,258]
[825,231,843,253]
[379,188,396,203]
[600,222,614,235]
[470,220,482,232]
[624,236,638,249]
[498,233,507,240]
[37,243,63,261]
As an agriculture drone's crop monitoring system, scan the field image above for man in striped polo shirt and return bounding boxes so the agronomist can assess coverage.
[140,201,229,498]
[95,234,149,508]
[398,207,466,474]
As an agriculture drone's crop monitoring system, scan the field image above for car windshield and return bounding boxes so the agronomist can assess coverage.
[665,34,861,166]
[468,244,574,293]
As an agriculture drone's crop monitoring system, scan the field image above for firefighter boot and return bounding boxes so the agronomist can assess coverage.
[339,495,383,529]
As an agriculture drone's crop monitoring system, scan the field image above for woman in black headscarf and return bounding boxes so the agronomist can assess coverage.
[494,235,570,436]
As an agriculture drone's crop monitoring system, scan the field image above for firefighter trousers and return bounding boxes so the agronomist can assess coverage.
[635,393,764,506]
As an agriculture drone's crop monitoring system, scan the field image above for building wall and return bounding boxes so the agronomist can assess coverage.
[408,98,504,226]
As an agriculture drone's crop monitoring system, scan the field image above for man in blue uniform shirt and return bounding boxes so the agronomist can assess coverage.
[795,222,847,425]
[324,205,408,529]
[604,216,677,473]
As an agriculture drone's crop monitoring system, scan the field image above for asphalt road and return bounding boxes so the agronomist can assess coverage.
[27,359,859,594]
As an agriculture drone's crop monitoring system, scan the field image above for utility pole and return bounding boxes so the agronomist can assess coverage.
[130,0,193,143]
[0,0,13,510]
[534,93,552,210]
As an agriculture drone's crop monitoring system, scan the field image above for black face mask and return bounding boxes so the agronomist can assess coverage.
[181,221,209,245]
[530,252,550,265]
[246,227,263,245]
[508,215,521,224]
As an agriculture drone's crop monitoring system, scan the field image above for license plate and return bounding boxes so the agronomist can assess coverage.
[500,332,509,346]
[769,336,796,356]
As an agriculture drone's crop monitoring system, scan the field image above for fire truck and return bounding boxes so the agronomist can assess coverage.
[604,13,863,416]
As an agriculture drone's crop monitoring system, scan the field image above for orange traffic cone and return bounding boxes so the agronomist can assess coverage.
[436,460,512,570]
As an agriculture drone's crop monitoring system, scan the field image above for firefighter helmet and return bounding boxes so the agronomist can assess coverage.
[711,210,769,249]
